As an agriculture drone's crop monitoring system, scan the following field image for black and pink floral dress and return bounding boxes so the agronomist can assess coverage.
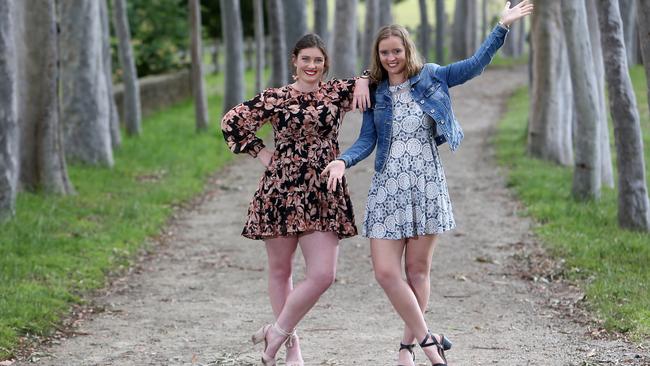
[221,79,358,240]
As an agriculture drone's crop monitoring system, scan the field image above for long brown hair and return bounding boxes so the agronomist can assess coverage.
[291,33,329,77]
[369,25,423,82]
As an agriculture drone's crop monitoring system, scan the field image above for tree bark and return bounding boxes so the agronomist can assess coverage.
[452,0,477,60]
[331,0,358,78]
[482,0,488,39]
[639,0,650,119]
[585,0,614,188]
[528,0,574,166]
[363,0,379,68]
[16,0,74,195]
[561,0,601,200]
[598,0,650,230]
[0,0,19,220]
[418,0,430,60]
[378,0,393,27]
[253,0,265,92]
[283,0,307,83]
[619,0,639,65]
[435,0,445,64]
[100,0,121,149]
[314,0,329,45]
[59,0,113,166]
[190,0,209,131]
[113,0,142,136]
[220,0,245,113]
[266,0,287,87]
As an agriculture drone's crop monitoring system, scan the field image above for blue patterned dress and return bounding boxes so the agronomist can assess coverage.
[363,80,456,239]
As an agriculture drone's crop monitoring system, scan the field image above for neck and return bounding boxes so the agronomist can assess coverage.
[292,79,319,93]
[388,73,407,86]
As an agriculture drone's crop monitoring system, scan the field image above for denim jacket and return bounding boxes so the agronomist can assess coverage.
[338,25,509,172]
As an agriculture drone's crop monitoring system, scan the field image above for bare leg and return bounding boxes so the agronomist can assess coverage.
[262,231,339,359]
[399,235,437,365]
[371,238,445,365]
[265,236,303,363]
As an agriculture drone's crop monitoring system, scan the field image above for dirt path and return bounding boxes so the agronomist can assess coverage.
[19,66,647,366]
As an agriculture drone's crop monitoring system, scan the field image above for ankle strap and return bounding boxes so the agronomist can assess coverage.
[419,331,440,349]
[399,343,416,352]
[274,323,296,348]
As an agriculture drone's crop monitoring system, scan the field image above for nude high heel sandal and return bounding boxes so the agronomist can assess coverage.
[251,323,294,366]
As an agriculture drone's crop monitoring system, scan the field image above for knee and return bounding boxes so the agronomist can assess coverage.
[405,267,430,287]
[268,262,292,282]
[308,269,336,292]
[374,267,401,289]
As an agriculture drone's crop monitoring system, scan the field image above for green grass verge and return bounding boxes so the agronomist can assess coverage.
[494,65,650,341]
[0,70,267,359]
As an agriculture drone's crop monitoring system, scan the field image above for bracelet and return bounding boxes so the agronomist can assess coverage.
[498,21,510,29]
[360,69,370,79]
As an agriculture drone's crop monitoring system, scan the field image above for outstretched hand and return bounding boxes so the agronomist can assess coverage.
[499,0,534,27]
[320,160,346,191]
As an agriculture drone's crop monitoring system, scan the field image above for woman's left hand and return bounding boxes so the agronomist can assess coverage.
[352,78,371,112]
[499,0,534,27]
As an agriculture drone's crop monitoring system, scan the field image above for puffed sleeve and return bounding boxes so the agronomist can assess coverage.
[324,78,357,112]
[220,89,278,157]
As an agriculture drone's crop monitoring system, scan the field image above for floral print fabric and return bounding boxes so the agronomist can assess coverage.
[221,79,358,240]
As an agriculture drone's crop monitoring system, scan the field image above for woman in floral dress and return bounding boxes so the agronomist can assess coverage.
[221,33,369,365]
[322,2,532,365]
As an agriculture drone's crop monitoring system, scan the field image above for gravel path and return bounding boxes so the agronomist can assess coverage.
[17,66,648,366]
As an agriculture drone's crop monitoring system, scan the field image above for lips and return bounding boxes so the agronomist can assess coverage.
[304,70,318,76]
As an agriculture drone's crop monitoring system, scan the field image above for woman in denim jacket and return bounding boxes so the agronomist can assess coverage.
[322,2,532,365]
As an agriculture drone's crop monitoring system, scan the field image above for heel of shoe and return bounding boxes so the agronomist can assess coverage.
[441,335,452,351]
[252,325,268,345]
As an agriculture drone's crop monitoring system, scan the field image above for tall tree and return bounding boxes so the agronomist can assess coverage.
[313,0,329,45]
[253,0,265,92]
[113,0,142,136]
[598,0,650,230]
[190,0,209,131]
[378,0,393,27]
[331,0,358,78]
[59,0,113,166]
[619,0,639,66]
[586,0,614,188]
[283,0,307,82]
[435,0,445,64]
[561,0,601,200]
[17,0,74,195]
[0,0,18,220]
[220,0,245,113]
[503,0,525,58]
[639,0,650,116]
[528,0,574,165]
[452,0,477,60]
[266,0,287,87]
[418,0,430,60]
[100,0,121,149]
[482,0,488,39]
[363,0,379,68]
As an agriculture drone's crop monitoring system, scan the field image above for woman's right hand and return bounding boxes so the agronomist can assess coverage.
[257,148,274,168]
[321,160,346,191]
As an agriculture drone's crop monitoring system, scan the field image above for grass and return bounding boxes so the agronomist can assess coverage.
[0,70,267,360]
[494,65,650,341]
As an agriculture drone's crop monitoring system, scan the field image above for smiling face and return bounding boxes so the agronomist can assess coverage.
[292,47,326,85]
[377,36,407,83]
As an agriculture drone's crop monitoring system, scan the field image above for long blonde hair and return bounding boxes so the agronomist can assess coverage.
[369,25,423,83]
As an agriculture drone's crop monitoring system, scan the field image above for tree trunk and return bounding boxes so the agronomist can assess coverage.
[503,0,521,57]
[100,0,121,149]
[418,0,430,60]
[0,0,19,220]
[266,0,287,87]
[313,0,329,45]
[16,0,74,195]
[363,0,379,68]
[59,0,113,166]
[561,0,601,200]
[283,0,307,83]
[528,0,574,166]
[253,0,265,92]
[331,0,358,78]
[220,0,245,113]
[452,0,477,60]
[378,0,393,27]
[639,0,650,119]
[190,0,209,131]
[113,0,141,136]
[482,0,488,39]
[435,0,445,64]
[619,0,639,65]
[598,0,650,230]
[586,0,614,188]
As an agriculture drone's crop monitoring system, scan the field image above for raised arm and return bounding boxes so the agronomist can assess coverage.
[220,90,276,158]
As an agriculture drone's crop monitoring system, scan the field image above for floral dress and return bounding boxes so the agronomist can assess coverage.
[221,79,358,240]
[363,80,455,239]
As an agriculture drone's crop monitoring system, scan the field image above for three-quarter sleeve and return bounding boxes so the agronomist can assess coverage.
[325,78,357,112]
[221,89,277,157]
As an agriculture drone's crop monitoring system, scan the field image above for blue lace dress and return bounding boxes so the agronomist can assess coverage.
[363,80,456,239]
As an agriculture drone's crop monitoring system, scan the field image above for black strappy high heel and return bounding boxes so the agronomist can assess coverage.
[430,330,452,351]
[419,331,448,366]
[397,342,416,366]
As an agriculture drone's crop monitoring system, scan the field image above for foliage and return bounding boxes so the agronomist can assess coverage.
[201,0,260,40]
[494,66,650,341]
